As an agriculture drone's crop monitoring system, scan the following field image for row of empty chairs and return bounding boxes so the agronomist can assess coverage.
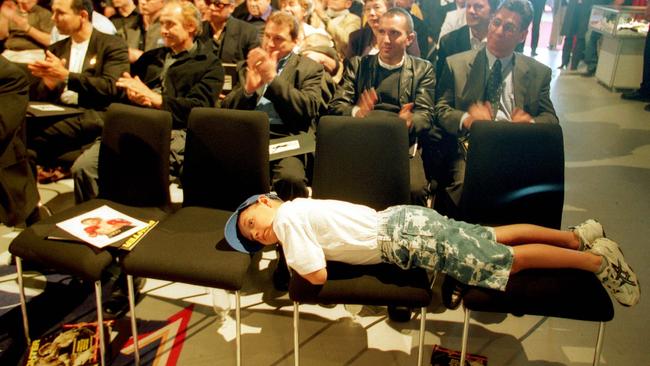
[10,105,613,366]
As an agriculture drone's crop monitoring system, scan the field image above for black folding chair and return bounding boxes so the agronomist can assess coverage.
[121,108,270,366]
[289,115,434,366]
[9,103,173,366]
[441,122,614,365]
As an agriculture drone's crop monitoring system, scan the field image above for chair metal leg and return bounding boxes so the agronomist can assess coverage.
[459,307,470,366]
[293,302,300,366]
[417,307,426,366]
[15,257,31,345]
[127,275,140,366]
[235,290,241,366]
[94,280,106,366]
[592,321,606,366]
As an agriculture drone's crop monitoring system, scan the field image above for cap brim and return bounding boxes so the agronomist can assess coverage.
[225,211,264,254]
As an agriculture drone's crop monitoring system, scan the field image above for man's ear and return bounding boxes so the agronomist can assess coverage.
[406,31,415,46]
[517,29,528,44]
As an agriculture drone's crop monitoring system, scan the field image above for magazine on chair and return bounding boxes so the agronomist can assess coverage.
[54,205,149,248]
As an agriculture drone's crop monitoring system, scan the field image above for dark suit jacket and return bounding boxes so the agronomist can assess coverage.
[435,25,471,80]
[130,41,225,129]
[199,17,260,63]
[33,30,129,111]
[435,47,559,137]
[0,56,38,226]
[328,54,437,144]
[223,52,328,136]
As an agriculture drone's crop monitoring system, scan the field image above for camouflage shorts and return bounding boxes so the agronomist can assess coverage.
[377,205,513,291]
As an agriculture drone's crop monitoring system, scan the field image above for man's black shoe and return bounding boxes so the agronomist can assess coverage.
[387,305,412,322]
[103,277,146,319]
[103,292,129,319]
[621,90,650,102]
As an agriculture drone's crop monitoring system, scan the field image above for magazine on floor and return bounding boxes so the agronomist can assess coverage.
[22,321,113,366]
[55,205,149,249]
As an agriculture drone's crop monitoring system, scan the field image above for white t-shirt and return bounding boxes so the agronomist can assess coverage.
[273,198,383,275]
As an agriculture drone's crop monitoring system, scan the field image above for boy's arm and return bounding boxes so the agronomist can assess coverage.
[301,267,328,285]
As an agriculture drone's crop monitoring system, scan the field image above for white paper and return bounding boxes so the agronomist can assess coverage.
[30,104,66,112]
[269,140,300,155]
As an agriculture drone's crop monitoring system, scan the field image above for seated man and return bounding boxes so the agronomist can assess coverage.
[27,0,129,176]
[328,7,434,206]
[197,0,260,63]
[346,0,420,58]
[72,0,224,203]
[310,0,361,58]
[435,0,498,80]
[223,11,329,201]
[0,0,53,58]
[0,55,39,227]
[434,0,558,217]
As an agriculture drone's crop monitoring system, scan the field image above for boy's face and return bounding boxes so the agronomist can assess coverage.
[237,197,279,246]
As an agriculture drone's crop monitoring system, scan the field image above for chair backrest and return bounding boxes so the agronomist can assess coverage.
[182,108,270,211]
[98,103,172,207]
[312,116,410,209]
[461,122,565,228]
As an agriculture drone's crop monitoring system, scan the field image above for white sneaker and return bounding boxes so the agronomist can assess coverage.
[570,219,605,251]
[589,238,640,307]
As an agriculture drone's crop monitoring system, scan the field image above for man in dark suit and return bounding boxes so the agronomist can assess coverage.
[435,0,498,80]
[0,55,39,227]
[434,0,559,216]
[27,0,129,171]
[329,7,434,206]
[198,0,260,63]
[223,11,329,201]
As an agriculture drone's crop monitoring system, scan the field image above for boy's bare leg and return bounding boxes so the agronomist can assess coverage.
[510,244,602,274]
[495,224,580,250]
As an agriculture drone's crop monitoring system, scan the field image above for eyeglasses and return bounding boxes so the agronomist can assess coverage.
[206,0,232,8]
[489,17,520,34]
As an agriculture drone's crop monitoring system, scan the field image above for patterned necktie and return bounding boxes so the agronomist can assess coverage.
[485,59,502,120]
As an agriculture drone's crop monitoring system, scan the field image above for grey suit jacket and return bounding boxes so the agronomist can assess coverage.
[435,47,558,137]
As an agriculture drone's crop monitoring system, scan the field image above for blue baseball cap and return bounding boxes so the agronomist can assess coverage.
[225,193,280,254]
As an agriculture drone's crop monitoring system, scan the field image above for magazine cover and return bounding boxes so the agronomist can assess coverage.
[22,321,113,366]
[56,205,148,248]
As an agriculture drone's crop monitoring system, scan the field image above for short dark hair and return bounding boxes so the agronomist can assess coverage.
[497,0,533,30]
[382,7,414,33]
[488,0,500,13]
[71,0,94,21]
[268,11,300,41]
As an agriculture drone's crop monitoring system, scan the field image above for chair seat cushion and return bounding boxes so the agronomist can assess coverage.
[121,206,251,291]
[9,199,169,281]
[447,269,614,321]
[289,261,432,307]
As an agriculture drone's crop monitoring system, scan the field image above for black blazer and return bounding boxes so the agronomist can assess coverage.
[131,41,225,129]
[33,30,129,111]
[0,56,38,226]
[435,25,471,80]
[199,17,260,63]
